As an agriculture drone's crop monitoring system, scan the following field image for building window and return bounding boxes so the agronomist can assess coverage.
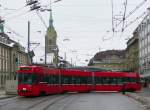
[0,46,1,56]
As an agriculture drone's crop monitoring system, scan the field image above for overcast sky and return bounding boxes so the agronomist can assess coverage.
[0,0,150,66]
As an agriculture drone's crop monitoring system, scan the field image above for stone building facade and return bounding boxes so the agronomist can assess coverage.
[126,29,139,73]
[138,10,150,79]
[0,33,29,88]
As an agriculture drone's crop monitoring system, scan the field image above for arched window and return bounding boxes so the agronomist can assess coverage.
[4,75,6,84]
[7,75,9,80]
[1,75,3,85]
[49,39,52,44]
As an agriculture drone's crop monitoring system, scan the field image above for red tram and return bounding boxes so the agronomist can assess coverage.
[17,66,62,96]
[94,71,141,92]
[17,65,141,96]
[61,69,92,93]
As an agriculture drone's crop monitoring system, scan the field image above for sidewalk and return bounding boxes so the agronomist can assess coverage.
[126,88,150,110]
[0,89,16,99]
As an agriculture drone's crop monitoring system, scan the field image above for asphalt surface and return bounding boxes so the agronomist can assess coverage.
[0,93,146,110]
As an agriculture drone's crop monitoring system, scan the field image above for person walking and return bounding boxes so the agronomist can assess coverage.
[122,83,126,94]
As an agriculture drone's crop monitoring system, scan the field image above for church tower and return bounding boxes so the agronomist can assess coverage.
[45,8,58,65]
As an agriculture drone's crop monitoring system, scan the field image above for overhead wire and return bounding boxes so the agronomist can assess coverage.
[0,1,42,39]
[4,10,30,21]
[36,11,48,29]
[4,24,25,38]
[2,5,27,18]
[102,0,147,41]
[124,11,147,30]
[115,0,147,29]
[125,0,147,19]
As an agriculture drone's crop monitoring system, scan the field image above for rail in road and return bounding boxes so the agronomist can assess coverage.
[0,94,76,110]
[0,93,147,110]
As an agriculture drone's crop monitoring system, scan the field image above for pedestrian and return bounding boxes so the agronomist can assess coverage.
[122,83,126,94]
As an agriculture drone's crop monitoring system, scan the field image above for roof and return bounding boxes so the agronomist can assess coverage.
[93,50,126,61]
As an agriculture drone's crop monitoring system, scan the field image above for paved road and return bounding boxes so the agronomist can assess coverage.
[0,93,146,110]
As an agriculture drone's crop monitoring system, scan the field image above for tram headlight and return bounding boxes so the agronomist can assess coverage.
[23,88,26,91]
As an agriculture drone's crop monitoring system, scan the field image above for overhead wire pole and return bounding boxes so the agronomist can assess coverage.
[28,21,30,54]
[111,0,114,35]
[27,21,32,64]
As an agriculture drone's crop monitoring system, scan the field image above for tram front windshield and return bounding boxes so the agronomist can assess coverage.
[18,73,37,84]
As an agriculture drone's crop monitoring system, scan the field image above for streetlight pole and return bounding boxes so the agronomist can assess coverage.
[28,21,30,54]
[45,36,47,65]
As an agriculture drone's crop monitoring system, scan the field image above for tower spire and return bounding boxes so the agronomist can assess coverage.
[49,0,53,28]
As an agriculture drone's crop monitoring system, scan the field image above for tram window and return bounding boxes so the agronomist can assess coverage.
[62,76,69,84]
[32,74,38,84]
[44,75,49,84]
[18,74,34,84]
[87,77,92,84]
[80,77,86,84]
[111,78,117,84]
[51,75,59,84]
[71,76,75,84]
[48,75,52,84]
[108,78,112,84]
[95,77,102,84]
[76,76,81,84]
[70,76,74,84]
[75,76,79,84]
[102,77,110,84]
[80,77,83,84]
[130,78,136,83]
[85,77,88,84]
[49,75,53,84]
[39,75,44,82]
[124,77,130,83]
[69,76,73,84]
[55,75,59,84]
[51,75,55,84]
[72,76,78,84]
[117,78,123,84]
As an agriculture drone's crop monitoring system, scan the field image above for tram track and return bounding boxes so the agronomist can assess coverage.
[45,94,79,110]
[27,93,77,110]
[0,95,66,110]
[43,94,77,110]
[27,94,69,110]
[0,96,20,107]
[0,93,83,110]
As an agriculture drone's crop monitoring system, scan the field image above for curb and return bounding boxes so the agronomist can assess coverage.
[0,95,16,100]
[125,93,150,110]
